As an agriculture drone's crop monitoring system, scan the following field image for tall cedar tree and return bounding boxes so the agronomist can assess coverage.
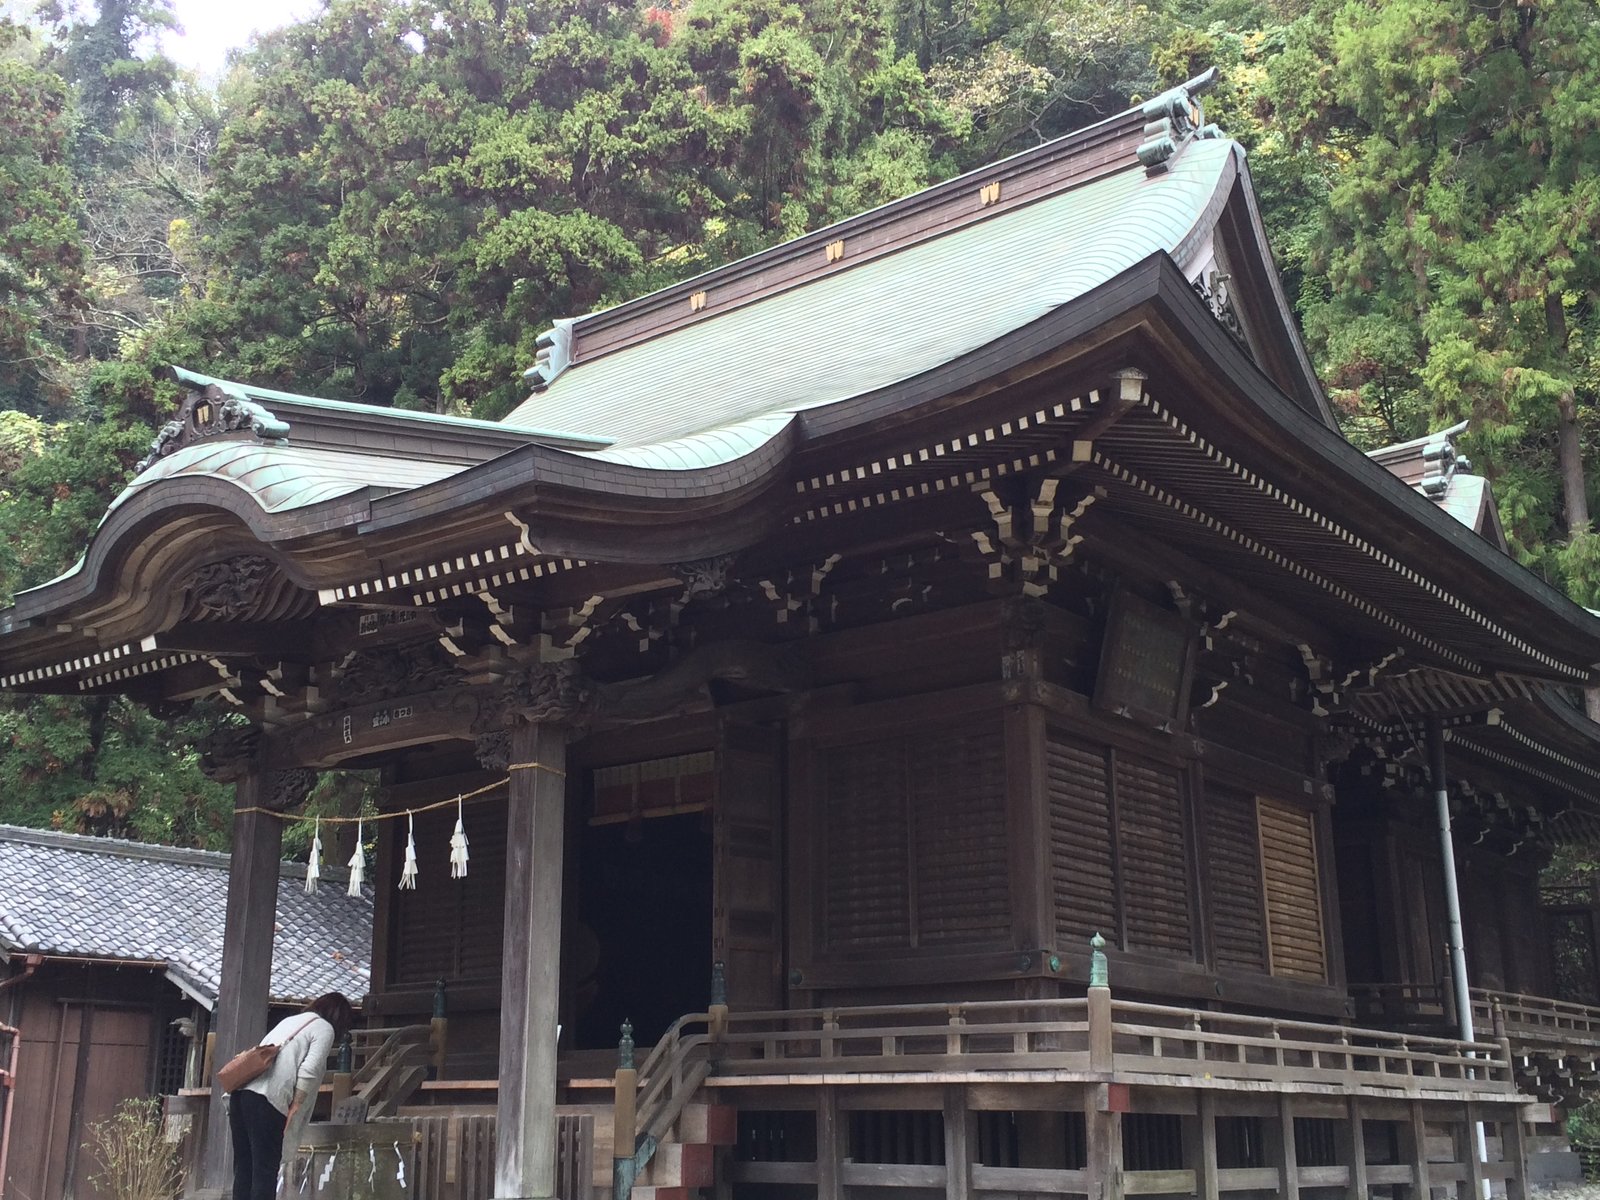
[1271,0,1600,599]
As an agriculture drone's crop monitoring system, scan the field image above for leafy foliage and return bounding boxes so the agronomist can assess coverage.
[0,0,1596,852]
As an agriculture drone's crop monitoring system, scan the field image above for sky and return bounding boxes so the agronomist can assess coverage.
[161,0,323,72]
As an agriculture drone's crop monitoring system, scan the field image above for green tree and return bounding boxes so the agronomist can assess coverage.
[1271,0,1600,598]
[0,19,88,413]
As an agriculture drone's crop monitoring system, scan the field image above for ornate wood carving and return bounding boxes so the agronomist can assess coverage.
[671,555,735,602]
[268,767,318,811]
[473,726,512,772]
[184,556,273,620]
[198,724,262,782]
[331,643,459,707]
[135,384,291,473]
[502,658,595,729]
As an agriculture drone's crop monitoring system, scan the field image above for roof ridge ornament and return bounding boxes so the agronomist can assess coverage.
[1136,66,1219,175]
[523,319,575,392]
[136,370,293,474]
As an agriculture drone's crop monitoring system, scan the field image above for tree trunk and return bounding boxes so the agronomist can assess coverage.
[1548,293,1590,533]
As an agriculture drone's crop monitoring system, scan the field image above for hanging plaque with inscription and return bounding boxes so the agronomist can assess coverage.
[1093,591,1195,727]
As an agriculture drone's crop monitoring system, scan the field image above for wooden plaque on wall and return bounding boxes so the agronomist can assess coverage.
[1093,591,1195,728]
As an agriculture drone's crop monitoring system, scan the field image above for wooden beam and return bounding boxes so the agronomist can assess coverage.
[198,773,284,1193]
[1342,1097,1368,1200]
[495,721,567,1200]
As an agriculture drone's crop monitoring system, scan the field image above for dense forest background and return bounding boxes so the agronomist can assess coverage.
[0,0,1597,848]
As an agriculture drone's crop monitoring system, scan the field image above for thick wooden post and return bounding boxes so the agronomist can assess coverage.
[943,1085,972,1200]
[197,769,290,1195]
[1342,1097,1368,1200]
[1275,1095,1300,1200]
[1086,935,1122,1200]
[1196,1092,1219,1200]
[817,1089,842,1200]
[495,719,568,1200]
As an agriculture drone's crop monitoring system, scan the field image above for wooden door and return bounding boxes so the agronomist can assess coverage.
[713,721,785,1010]
[65,1005,154,1200]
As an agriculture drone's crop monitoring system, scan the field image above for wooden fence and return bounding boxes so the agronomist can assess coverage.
[375,1112,594,1200]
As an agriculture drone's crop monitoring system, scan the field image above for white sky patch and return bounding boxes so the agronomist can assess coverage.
[161,0,324,74]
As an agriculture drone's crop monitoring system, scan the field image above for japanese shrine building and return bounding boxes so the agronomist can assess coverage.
[5,69,1600,1200]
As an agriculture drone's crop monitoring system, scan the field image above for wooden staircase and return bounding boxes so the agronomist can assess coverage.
[351,1023,437,1117]
[608,1101,736,1200]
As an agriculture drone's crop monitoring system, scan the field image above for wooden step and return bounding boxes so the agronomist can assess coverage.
[640,1142,715,1188]
[676,1103,736,1147]
[629,1187,695,1200]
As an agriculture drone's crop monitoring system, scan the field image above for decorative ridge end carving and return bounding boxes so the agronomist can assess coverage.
[135,383,291,474]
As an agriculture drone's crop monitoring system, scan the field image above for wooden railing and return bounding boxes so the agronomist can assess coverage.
[1351,981,1600,1049]
[694,996,1512,1094]
[1474,988,1600,1047]
[1109,999,1512,1091]
[375,1112,593,1200]
[351,1024,438,1117]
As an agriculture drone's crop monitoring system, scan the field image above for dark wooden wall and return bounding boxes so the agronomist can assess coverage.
[4,963,184,1200]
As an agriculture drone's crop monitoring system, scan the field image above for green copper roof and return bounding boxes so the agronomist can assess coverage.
[505,137,1241,453]
[112,439,465,515]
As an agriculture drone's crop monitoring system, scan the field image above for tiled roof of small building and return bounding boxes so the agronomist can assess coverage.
[0,824,371,1007]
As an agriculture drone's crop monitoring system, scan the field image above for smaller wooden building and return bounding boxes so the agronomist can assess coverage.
[0,824,371,1200]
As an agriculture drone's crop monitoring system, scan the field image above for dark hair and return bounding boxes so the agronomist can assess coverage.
[307,992,354,1039]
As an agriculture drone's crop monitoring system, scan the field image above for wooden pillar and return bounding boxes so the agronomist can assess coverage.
[1341,1097,1368,1200]
[1085,1096,1124,1200]
[197,768,290,1195]
[817,1089,842,1200]
[1275,1095,1300,1200]
[1195,1093,1219,1200]
[1501,1107,1530,1200]
[495,719,568,1200]
[1462,1105,1486,1200]
[1403,1101,1431,1200]
[943,1085,971,1200]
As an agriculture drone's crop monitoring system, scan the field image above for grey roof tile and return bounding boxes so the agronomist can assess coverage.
[0,824,371,1007]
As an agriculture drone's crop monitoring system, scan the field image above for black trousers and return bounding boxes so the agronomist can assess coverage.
[228,1088,286,1200]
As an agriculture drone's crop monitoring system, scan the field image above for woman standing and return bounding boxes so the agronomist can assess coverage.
[228,991,354,1200]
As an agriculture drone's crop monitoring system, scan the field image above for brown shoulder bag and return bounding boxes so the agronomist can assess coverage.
[217,1016,317,1092]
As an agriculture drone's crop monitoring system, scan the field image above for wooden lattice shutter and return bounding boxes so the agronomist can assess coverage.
[1115,754,1193,957]
[1204,784,1267,973]
[1047,732,1118,946]
[823,741,911,950]
[391,799,507,984]
[909,719,1008,945]
[1257,796,1327,981]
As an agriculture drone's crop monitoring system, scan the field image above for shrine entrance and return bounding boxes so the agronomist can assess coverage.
[572,753,716,1049]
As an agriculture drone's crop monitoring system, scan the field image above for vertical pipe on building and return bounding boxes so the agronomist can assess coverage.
[1427,716,1474,1044]
[1426,715,1490,1196]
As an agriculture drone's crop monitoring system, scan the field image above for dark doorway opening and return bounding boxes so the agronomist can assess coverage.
[574,813,713,1050]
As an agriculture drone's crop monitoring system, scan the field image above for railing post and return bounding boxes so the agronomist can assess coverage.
[613,1021,638,1200]
[709,960,729,1043]
[1085,933,1124,1200]
[330,1033,353,1108]
[1088,933,1112,1074]
[430,977,449,1078]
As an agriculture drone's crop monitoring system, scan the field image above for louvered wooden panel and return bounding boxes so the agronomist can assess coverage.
[1257,796,1327,981]
[457,798,507,979]
[823,742,911,950]
[1115,754,1192,956]
[1205,784,1266,973]
[909,718,1008,945]
[392,800,508,985]
[1046,732,1118,945]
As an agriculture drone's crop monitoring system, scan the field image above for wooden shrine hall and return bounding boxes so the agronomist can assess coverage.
[8,69,1600,1200]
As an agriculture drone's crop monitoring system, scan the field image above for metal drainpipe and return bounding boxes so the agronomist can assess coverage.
[1426,715,1489,1196]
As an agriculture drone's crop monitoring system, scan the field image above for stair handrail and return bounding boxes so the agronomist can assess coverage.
[612,1010,717,1200]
